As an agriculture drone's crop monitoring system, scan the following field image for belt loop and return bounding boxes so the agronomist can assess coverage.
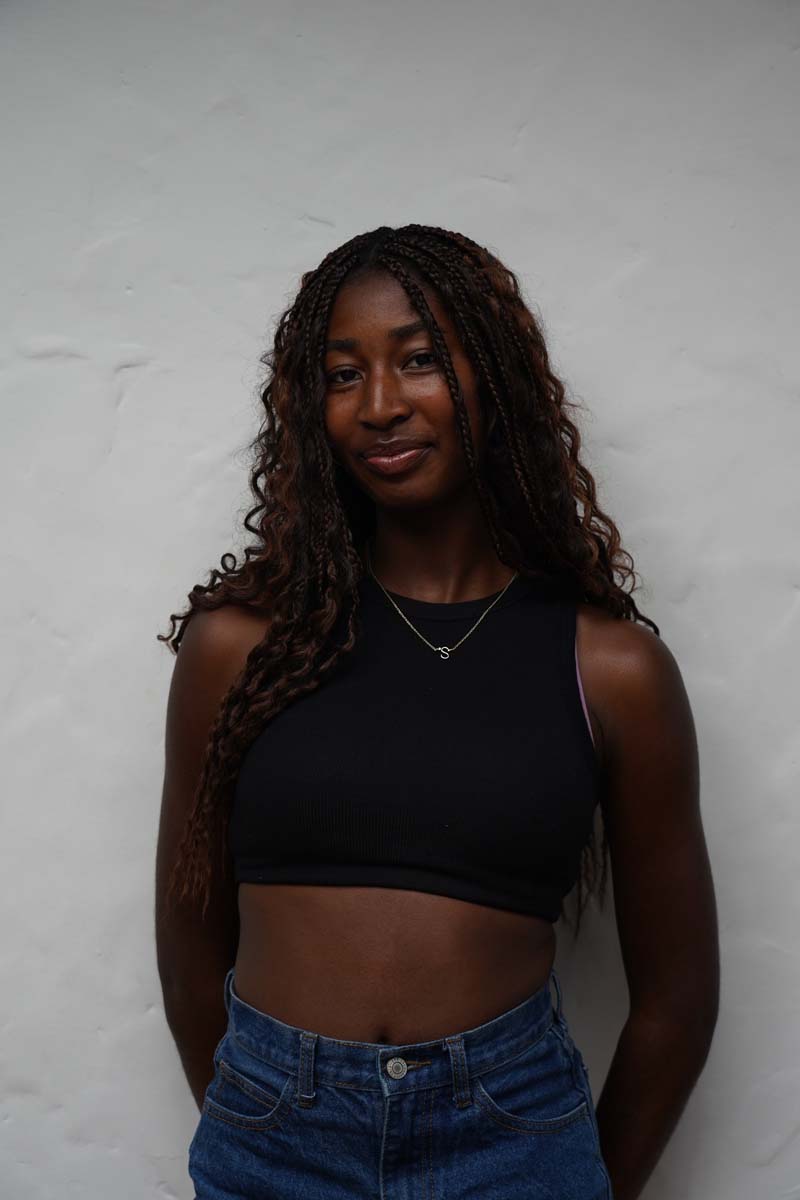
[443,1033,472,1108]
[223,967,235,1018]
[550,967,564,1023]
[296,1031,318,1107]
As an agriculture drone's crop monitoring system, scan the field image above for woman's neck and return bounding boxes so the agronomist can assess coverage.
[363,531,516,606]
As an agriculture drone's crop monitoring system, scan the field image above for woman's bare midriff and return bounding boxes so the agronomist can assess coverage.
[232,883,557,1045]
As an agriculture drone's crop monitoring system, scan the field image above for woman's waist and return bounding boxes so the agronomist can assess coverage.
[233,881,555,1045]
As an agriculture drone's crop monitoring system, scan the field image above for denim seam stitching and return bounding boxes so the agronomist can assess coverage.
[217,1058,283,1110]
[473,1081,590,1134]
[230,1028,300,1077]
[202,1098,282,1132]
[470,1018,557,1082]
[570,1050,615,1197]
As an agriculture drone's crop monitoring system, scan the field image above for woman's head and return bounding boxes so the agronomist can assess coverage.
[158,223,657,930]
[323,264,490,520]
[257,222,626,588]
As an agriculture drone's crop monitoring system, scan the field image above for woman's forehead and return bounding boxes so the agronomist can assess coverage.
[326,268,453,340]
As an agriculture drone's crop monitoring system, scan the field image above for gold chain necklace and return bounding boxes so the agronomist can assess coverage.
[366,543,518,660]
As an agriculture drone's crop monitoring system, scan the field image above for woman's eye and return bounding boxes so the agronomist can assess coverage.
[327,367,359,386]
[407,351,437,369]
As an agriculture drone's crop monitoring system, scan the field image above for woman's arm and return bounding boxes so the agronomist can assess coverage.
[154,606,262,1111]
[578,606,720,1200]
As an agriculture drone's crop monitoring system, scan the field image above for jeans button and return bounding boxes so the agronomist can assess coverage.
[386,1056,408,1079]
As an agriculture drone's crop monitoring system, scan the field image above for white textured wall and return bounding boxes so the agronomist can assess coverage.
[2,1,798,1196]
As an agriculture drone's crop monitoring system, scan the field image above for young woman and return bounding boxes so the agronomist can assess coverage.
[155,224,719,1200]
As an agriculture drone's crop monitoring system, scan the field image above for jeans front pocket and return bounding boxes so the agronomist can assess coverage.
[202,1034,297,1132]
[473,1020,590,1134]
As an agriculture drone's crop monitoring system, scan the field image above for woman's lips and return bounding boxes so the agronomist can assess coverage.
[361,445,432,476]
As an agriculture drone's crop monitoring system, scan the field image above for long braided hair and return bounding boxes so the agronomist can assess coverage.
[157,223,659,939]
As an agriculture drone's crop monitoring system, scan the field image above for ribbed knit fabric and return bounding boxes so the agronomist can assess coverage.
[229,571,600,921]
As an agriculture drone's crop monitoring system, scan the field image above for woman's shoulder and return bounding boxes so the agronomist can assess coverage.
[575,601,689,771]
[576,600,668,668]
[175,603,272,698]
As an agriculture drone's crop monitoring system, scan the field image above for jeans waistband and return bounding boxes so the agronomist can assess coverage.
[222,966,565,1108]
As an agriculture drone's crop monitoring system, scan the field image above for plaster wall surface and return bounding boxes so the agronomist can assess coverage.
[1,2,798,1197]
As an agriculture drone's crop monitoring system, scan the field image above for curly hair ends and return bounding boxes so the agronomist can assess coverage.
[156,222,659,940]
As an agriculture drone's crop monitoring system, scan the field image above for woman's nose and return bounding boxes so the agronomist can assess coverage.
[359,369,412,423]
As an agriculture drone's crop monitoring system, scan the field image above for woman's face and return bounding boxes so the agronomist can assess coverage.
[323,269,487,511]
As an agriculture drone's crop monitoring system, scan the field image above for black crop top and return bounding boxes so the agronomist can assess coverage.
[229,571,600,921]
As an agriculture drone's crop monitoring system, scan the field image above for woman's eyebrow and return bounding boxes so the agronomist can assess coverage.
[325,320,428,353]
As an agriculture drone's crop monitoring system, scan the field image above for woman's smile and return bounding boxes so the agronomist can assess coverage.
[361,443,433,476]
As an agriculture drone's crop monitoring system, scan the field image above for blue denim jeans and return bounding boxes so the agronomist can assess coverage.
[188,965,614,1198]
